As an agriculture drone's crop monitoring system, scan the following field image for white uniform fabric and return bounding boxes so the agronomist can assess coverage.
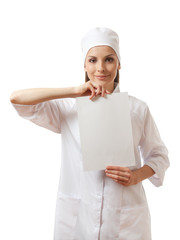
[12,83,169,240]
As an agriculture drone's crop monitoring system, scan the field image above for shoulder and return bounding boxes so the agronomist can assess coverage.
[129,95,148,110]
[128,95,149,120]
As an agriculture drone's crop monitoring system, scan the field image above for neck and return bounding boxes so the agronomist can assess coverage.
[106,82,115,93]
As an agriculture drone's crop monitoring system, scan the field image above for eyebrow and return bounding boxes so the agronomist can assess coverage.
[87,54,115,58]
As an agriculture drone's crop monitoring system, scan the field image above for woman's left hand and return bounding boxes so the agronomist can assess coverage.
[105,166,139,187]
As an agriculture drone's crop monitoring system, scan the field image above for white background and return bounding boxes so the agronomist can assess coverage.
[0,0,179,239]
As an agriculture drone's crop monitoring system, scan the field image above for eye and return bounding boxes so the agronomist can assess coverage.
[89,58,96,63]
[105,57,114,62]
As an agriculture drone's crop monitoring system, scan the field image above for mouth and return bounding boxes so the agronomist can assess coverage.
[95,75,110,80]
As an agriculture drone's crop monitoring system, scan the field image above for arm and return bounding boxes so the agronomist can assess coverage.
[106,106,169,187]
[10,82,111,105]
[131,165,155,184]
[10,87,80,105]
[105,165,155,186]
[10,81,111,134]
[139,106,169,187]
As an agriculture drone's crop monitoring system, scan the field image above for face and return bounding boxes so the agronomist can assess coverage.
[84,45,120,92]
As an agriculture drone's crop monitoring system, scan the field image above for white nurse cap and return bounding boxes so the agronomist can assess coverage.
[81,27,121,63]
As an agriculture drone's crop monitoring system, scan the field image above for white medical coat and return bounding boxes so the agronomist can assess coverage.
[12,83,169,240]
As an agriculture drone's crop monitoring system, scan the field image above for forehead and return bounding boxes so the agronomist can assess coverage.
[87,45,116,56]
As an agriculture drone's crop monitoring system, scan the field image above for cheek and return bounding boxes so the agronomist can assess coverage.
[85,64,96,75]
[107,64,118,74]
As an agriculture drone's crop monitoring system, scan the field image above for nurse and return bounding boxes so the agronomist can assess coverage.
[10,27,169,240]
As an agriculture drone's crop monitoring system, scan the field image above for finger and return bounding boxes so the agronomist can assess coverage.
[105,90,111,94]
[105,169,131,178]
[106,166,131,172]
[101,87,105,97]
[106,173,130,182]
[95,85,101,95]
[114,180,130,186]
[89,86,96,100]
[89,82,102,98]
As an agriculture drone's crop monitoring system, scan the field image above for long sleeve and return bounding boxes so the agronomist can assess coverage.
[11,99,63,134]
[139,106,170,187]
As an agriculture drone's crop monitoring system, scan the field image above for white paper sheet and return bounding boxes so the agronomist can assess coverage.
[76,92,136,171]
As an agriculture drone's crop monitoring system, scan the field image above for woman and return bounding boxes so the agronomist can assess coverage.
[10,27,169,240]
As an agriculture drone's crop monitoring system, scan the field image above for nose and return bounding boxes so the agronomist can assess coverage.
[97,61,105,73]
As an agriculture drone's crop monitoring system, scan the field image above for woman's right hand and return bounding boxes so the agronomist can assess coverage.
[76,81,111,100]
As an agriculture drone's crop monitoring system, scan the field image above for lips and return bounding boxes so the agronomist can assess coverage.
[95,75,109,80]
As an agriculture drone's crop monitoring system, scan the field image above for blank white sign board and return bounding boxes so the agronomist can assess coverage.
[76,92,136,171]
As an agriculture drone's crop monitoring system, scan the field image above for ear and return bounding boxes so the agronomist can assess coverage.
[118,63,121,70]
